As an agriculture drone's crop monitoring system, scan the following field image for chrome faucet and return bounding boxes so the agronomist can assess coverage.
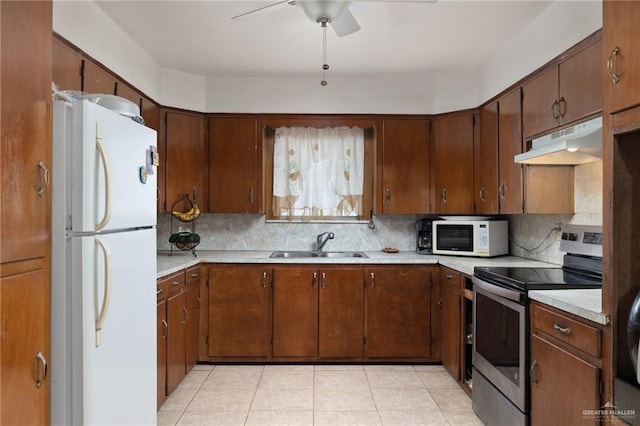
[316,232,335,255]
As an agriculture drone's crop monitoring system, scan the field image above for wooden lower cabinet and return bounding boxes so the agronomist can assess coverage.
[207,265,271,358]
[0,268,49,425]
[439,267,462,381]
[365,266,435,359]
[185,266,202,372]
[157,268,201,405]
[156,292,168,409]
[272,266,364,360]
[530,302,602,425]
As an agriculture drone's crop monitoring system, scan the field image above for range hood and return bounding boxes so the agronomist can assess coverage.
[514,116,602,165]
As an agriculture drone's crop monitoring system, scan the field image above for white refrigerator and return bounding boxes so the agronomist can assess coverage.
[51,99,157,425]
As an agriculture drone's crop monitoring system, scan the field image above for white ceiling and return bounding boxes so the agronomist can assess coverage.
[93,0,554,79]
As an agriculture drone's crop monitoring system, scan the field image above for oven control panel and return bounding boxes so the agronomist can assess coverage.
[559,224,603,257]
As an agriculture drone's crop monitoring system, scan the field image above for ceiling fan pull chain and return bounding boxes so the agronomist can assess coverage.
[320,18,329,86]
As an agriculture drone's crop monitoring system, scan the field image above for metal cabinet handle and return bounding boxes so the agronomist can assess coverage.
[162,319,168,339]
[249,187,255,204]
[558,97,567,118]
[498,183,506,199]
[551,100,560,120]
[156,288,163,295]
[262,271,268,288]
[370,272,375,288]
[37,161,49,197]
[479,187,486,202]
[312,272,317,288]
[321,272,326,289]
[530,359,539,387]
[191,272,200,279]
[172,279,182,286]
[196,296,201,311]
[445,273,453,280]
[607,46,621,84]
[384,188,391,202]
[182,306,188,323]
[35,352,48,388]
[553,323,572,335]
[441,188,447,203]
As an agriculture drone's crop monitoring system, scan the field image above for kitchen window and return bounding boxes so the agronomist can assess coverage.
[264,125,374,222]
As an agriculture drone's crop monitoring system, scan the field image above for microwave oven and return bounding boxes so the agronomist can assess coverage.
[432,219,508,257]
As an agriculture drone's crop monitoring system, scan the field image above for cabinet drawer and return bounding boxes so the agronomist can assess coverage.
[157,279,169,302]
[186,266,202,285]
[531,303,600,358]
[158,270,186,297]
[440,267,461,289]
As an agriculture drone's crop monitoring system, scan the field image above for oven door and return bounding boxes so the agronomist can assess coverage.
[472,276,527,412]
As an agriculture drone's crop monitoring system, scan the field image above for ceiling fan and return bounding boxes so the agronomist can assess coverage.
[232,0,436,85]
[232,1,359,36]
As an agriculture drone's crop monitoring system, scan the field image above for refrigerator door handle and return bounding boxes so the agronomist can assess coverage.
[95,128,112,232]
[95,236,112,347]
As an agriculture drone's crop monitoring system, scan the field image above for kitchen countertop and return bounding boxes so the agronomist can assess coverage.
[529,289,609,325]
[157,250,606,324]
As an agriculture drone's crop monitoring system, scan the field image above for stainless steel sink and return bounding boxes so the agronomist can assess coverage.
[269,251,368,259]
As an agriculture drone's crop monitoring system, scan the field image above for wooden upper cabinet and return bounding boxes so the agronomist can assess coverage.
[433,113,475,214]
[475,102,499,214]
[209,117,261,213]
[52,36,82,91]
[523,36,602,140]
[114,80,142,107]
[603,0,640,113]
[82,59,116,94]
[498,88,524,214]
[379,118,430,214]
[164,111,207,212]
[1,0,52,264]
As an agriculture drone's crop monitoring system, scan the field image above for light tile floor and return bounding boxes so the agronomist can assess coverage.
[158,364,485,425]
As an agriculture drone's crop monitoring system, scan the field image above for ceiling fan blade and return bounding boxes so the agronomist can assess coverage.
[331,7,361,37]
[231,0,293,20]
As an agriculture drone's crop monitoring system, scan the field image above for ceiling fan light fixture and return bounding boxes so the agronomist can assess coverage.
[299,0,350,22]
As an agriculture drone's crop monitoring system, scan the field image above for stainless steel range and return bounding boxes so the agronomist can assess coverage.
[471,224,603,425]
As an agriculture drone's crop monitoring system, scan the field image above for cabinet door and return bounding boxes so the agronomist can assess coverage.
[115,80,142,107]
[433,113,475,214]
[273,266,319,357]
[559,40,602,125]
[82,59,116,94]
[530,334,600,426]
[319,267,364,359]
[156,300,167,410]
[208,266,270,358]
[380,118,430,214]
[498,88,524,214]
[1,269,49,425]
[439,268,461,381]
[475,102,499,214]
[52,36,82,91]
[1,0,52,264]
[165,111,207,211]
[209,117,260,213]
[522,66,559,140]
[185,280,200,372]
[604,0,640,113]
[166,291,186,396]
[366,266,432,358]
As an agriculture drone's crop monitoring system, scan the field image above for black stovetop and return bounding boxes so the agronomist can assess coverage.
[474,266,602,292]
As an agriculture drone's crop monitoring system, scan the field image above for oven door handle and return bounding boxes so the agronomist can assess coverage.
[472,276,523,303]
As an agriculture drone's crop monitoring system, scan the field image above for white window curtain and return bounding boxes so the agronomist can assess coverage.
[273,126,365,219]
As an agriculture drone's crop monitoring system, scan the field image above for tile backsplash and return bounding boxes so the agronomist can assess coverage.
[158,161,602,266]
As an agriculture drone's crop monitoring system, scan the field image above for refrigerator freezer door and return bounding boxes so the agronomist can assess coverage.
[56,100,157,233]
[69,228,156,425]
